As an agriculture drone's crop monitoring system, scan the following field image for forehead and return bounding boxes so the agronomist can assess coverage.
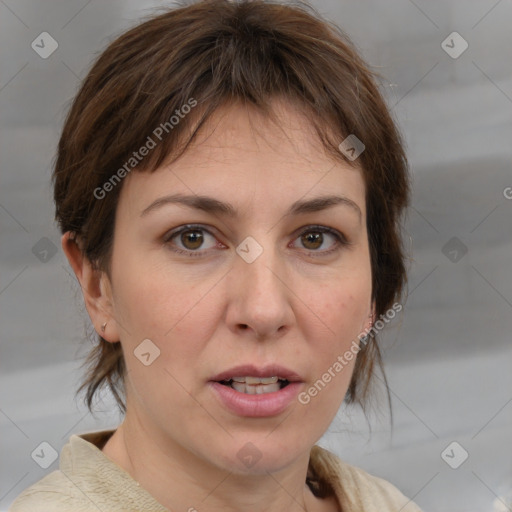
[119,99,366,217]
[179,98,339,167]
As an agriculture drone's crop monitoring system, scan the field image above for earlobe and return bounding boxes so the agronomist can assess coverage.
[61,232,119,343]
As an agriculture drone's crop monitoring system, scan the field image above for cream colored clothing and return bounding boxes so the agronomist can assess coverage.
[9,429,422,511]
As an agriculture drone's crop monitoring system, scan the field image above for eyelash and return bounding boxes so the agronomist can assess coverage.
[163,224,350,258]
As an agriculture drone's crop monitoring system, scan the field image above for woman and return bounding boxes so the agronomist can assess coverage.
[10,0,421,510]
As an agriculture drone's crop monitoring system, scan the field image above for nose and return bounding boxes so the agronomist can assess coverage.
[225,239,294,341]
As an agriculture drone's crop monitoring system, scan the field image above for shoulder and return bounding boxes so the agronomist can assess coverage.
[310,445,423,512]
[9,431,168,512]
[8,470,96,512]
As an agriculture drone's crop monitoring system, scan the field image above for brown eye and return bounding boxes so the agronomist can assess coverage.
[164,225,219,256]
[292,225,347,255]
[301,231,323,250]
[180,229,204,250]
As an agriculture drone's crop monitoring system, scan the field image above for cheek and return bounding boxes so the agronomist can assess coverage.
[111,254,219,366]
[297,344,358,435]
[302,275,371,347]
[110,250,179,329]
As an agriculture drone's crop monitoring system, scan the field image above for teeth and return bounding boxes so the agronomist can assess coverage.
[226,376,284,394]
[232,376,279,384]
[231,381,281,394]
[222,376,290,394]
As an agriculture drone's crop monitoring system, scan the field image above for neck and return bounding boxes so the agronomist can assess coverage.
[101,414,330,512]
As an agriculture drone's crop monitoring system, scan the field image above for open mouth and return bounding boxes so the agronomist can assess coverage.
[210,369,302,416]
[219,376,290,395]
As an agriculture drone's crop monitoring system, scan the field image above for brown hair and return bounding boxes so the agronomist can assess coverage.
[53,0,409,416]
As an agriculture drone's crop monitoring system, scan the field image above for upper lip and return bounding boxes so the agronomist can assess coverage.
[211,364,303,383]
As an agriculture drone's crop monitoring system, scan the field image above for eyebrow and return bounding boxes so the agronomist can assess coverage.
[140,193,362,222]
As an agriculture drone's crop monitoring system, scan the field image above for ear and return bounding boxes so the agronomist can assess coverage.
[61,232,120,343]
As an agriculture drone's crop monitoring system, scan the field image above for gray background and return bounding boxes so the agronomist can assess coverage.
[1,0,511,511]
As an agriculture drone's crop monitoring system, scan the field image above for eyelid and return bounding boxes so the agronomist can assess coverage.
[162,223,218,244]
[295,224,350,245]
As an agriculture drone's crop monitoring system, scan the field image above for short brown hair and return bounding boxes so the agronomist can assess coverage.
[53,0,409,415]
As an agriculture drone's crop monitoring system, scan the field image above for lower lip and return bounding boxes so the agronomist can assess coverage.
[209,381,302,417]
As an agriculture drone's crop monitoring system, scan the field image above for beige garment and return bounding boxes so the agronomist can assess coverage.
[9,429,422,511]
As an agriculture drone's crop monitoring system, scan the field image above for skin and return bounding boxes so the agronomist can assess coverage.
[63,98,375,512]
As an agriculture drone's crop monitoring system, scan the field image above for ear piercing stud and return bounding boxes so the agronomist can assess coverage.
[101,322,107,333]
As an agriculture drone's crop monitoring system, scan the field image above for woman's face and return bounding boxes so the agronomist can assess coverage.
[105,100,373,474]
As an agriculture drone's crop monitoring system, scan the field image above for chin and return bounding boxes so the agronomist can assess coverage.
[211,432,313,476]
